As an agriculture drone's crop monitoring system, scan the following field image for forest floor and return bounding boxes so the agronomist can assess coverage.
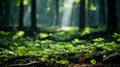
[0,27,120,67]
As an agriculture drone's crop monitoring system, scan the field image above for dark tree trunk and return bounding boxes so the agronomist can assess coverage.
[79,0,85,30]
[31,0,37,30]
[0,0,3,29]
[107,0,118,31]
[99,0,106,25]
[86,0,91,27]
[0,0,11,30]
[18,0,24,29]
[4,0,10,27]
[55,0,59,26]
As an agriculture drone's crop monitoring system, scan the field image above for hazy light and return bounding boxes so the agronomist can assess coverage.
[61,0,74,27]
[47,7,51,11]
[24,5,31,26]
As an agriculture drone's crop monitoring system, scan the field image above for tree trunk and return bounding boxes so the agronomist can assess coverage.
[18,0,24,29]
[99,0,106,25]
[31,0,37,30]
[0,0,3,29]
[107,0,118,31]
[5,0,11,27]
[55,0,59,26]
[86,0,91,27]
[79,0,85,30]
[0,0,11,30]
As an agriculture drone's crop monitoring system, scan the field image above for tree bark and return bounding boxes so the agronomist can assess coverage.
[99,0,106,25]
[0,0,11,30]
[31,0,37,30]
[79,0,85,30]
[4,0,10,26]
[0,0,3,29]
[107,0,118,31]
[18,0,24,29]
[55,0,59,26]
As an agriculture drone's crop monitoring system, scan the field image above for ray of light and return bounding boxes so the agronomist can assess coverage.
[61,0,74,28]
[24,5,31,26]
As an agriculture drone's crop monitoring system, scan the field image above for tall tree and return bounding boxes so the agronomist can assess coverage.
[31,0,37,29]
[18,0,24,29]
[55,0,59,26]
[99,0,106,25]
[0,0,11,30]
[86,0,91,27]
[4,0,10,26]
[107,0,118,31]
[79,0,85,30]
[0,0,3,29]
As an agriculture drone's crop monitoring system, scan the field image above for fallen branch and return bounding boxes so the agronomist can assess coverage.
[9,62,39,67]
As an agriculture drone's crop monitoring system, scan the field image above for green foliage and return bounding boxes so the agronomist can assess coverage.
[74,0,80,4]
[52,27,79,41]
[39,33,49,39]
[13,31,25,39]
[102,55,107,59]
[0,31,11,36]
[92,38,104,42]
[0,30,120,65]
[113,32,120,38]
[90,59,96,64]
[56,60,69,64]
[16,0,29,6]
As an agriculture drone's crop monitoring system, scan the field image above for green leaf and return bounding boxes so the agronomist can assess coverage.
[90,59,96,64]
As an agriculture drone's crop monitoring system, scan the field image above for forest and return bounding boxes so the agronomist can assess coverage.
[0,0,120,67]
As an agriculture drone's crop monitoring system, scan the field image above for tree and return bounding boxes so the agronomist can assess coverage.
[5,0,11,26]
[18,0,24,29]
[99,0,106,25]
[31,0,37,30]
[0,0,11,30]
[107,0,118,31]
[0,0,3,29]
[55,0,59,26]
[79,0,85,30]
[86,0,91,27]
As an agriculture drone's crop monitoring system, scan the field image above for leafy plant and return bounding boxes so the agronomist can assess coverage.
[90,59,96,64]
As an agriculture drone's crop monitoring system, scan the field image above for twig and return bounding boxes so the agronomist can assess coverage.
[9,62,39,67]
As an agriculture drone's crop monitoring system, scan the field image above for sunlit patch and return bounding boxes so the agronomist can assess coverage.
[24,0,29,5]
[39,33,49,38]
[74,0,80,4]
[81,27,90,35]
[16,31,25,37]
[13,31,25,39]
[61,27,71,31]
[90,4,96,11]
[16,0,29,6]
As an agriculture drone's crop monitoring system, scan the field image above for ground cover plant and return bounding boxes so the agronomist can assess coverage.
[0,27,120,67]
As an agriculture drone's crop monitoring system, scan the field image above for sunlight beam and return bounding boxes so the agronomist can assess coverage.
[61,0,74,28]
[24,5,31,26]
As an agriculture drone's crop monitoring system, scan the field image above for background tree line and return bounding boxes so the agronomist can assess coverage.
[0,0,119,32]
